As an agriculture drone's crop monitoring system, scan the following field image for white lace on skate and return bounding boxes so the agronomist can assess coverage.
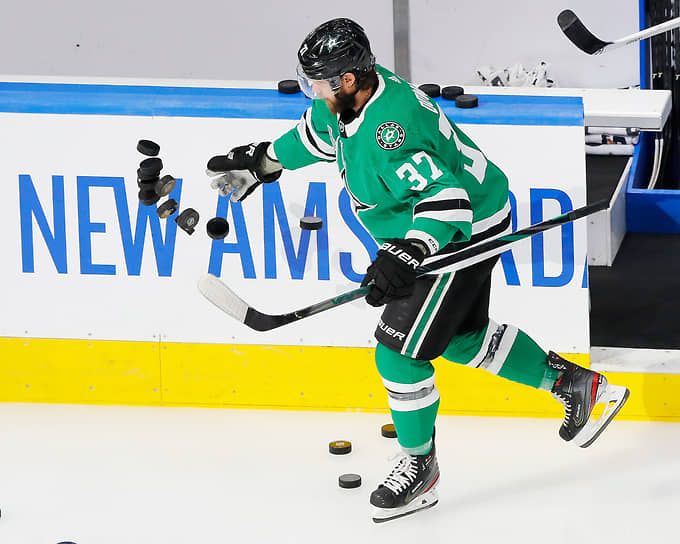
[381,455,419,495]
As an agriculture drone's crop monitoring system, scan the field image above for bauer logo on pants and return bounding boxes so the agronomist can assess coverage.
[376,122,405,150]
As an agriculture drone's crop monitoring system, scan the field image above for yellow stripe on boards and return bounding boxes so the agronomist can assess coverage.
[1,337,679,421]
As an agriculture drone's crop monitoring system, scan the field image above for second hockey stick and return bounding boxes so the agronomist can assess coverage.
[557,9,680,55]
[198,200,607,332]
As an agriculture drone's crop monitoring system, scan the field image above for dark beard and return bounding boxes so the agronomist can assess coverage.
[328,88,357,115]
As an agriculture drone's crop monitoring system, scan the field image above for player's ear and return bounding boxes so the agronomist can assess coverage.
[342,72,357,90]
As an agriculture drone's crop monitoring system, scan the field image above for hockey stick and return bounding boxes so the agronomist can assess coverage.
[198,200,608,332]
[557,9,680,55]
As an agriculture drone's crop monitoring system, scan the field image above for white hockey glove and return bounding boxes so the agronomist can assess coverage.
[207,142,282,202]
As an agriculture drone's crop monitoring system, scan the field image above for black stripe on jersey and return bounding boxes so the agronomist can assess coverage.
[303,110,335,159]
[414,199,472,214]
[435,212,512,256]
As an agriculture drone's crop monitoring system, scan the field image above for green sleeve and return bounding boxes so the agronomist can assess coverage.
[273,100,336,170]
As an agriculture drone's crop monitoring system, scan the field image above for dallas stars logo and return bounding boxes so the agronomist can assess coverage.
[375,121,405,150]
[323,36,340,53]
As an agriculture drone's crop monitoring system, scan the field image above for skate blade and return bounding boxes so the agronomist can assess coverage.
[372,489,439,523]
[573,384,630,448]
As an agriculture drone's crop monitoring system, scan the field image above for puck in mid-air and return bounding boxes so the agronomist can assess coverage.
[329,440,352,455]
[278,79,301,94]
[175,208,199,235]
[154,175,176,197]
[338,473,362,489]
[137,139,160,156]
[206,217,230,239]
[137,178,157,191]
[455,94,479,109]
[381,423,397,438]
[418,83,440,98]
[300,217,323,230]
[139,157,163,178]
[156,199,179,219]
[138,189,160,206]
[441,85,464,100]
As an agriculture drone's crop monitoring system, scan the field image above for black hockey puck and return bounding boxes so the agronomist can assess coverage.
[156,198,179,219]
[418,83,440,98]
[455,94,479,109]
[441,85,464,100]
[138,178,157,191]
[206,217,229,239]
[139,157,163,178]
[138,188,160,206]
[175,208,199,235]
[300,216,323,230]
[137,167,159,184]
[154,174,176,197]
[278,79,301,94]
[338,473,362,489]
[137,139,160,156]
[329,440,352,455]
[381,423,397,438]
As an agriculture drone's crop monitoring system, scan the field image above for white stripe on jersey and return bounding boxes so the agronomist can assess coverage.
[296,108,335,161]
[413,187,472,225]
[471,200,512,235]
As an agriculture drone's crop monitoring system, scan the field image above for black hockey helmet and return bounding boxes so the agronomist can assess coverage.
[296,18,376,98]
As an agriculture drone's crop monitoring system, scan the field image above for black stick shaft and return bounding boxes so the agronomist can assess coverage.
[244,200,607,331]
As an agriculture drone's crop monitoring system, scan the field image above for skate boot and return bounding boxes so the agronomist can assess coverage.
[547,351,630,448]
[370,440,440,523]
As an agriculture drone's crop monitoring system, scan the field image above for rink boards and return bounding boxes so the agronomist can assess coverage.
[0,78,675,420]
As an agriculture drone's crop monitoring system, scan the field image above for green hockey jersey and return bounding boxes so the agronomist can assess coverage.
[273,64,511,264]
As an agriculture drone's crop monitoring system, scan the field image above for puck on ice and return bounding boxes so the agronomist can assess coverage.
[381,423,397,438]
[139,157,163,178]
[156,198,179,219]
[300,217,323,230]
[137,139,160,157]
[278,80,301,94]
[329,440,352,455]
[455,94,479,108]
[418,83,440,98]
[206,217,230,239]
[338,473,362,489]
[175,208,199,235]
[441,85,464,100]
[154,175,176,197]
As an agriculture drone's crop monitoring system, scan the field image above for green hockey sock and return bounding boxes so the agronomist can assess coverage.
[441,322,559,390]
[375,343,439,450]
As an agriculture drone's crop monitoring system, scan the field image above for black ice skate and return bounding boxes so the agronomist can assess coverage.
[547,351,630,448]
[370,441,440,523]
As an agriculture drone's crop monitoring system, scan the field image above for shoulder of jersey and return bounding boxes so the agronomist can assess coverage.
[371,71,426,152]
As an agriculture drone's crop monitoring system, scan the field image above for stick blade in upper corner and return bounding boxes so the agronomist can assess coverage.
[197,273,249,324]
[557,9,612,55]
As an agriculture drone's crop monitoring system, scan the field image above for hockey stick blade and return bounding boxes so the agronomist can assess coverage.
[199,200,608,332]
[557,10,611,55]
[558,9,680,55]
[198,273,370,331]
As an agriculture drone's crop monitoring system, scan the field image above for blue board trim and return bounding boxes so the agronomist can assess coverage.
[0,81,583,126]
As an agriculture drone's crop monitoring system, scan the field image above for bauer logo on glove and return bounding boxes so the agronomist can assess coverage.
[360,239,427,307]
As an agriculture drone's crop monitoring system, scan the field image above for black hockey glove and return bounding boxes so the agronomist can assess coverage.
[207,141,282,202]
[361,239,427,307]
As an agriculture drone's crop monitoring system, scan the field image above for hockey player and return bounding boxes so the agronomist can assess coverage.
[206,18,630,523]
